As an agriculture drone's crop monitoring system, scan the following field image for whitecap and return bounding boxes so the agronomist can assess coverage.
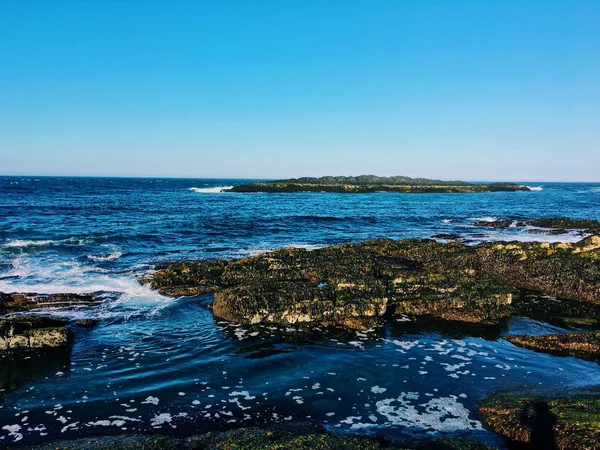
[87,252,123,262]
[189,186,233,193]
[526,186,543,191]
[2,240,54,249]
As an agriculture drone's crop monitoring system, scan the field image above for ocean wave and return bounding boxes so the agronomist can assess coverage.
[2,239,54,248]
[0,256,171,320]
[526,186,543,191]
[87,252,123,262]
[189,186,232,193]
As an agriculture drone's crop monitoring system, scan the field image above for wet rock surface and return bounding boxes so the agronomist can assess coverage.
[0,316,70,358]
[506,331,600,361]
[150,234,600,329]
[472,217,600,235]
[479,389,600,450]
[0,292,102,314]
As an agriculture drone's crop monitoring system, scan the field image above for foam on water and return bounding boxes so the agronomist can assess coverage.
[0,256,172,320]
[189,186,233,193]
[468,217,496,223]
[526,186,543,191]
[87,252,123,262]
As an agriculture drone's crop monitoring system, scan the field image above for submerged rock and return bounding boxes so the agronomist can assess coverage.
[506,331,600,360]
[0,316,70,358]
[479,389,600,450]
[150,232,600,329]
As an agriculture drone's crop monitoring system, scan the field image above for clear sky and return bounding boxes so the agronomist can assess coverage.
[1,1,599,181]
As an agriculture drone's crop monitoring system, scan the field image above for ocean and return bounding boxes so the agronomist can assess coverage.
[1,176,600,447]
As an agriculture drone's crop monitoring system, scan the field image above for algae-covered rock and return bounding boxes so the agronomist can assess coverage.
[0,316,70,358]
[506,331,600,360]
[479,389,600,450]
[150,231,600,329]
[150,260,226,296]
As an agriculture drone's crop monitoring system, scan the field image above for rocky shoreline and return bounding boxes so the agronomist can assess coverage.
[224,175,530,193]
[2,217,600,449]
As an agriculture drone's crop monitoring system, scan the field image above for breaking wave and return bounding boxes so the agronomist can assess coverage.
[189,186,233,193]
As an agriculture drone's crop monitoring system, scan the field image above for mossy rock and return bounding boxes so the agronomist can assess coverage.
[0,315,70,358]
[505,331,600,360]
[479,389,600,449]
[149,230,600,329]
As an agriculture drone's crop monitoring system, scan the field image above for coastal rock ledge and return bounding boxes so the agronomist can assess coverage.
[150,232,600,329]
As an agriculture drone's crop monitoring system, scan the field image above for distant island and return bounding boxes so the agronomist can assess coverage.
[224,175,531,193]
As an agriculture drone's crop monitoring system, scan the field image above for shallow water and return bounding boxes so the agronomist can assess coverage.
[1,177,599,447]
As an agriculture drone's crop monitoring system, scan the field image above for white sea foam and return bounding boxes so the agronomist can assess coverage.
[375,392,482,432]
[0,256,172,320]
[189,186,233,193]
[87,252,123,262]
[469,217,496,223]
[526,186,543,191]
[474,230,586,244]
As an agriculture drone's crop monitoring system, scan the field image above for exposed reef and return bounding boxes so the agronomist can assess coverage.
[479,389,600,450]
[19,422,494,450]
[225,175,530,193]
[0,315,70,358]
[150,233,600,329]
[506,331,600,361]
[472,217,600,235]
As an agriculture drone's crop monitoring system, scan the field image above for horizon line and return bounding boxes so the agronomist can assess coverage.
[1,174,599,183]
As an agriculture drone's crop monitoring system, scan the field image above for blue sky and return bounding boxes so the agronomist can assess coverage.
[1,1,599,181]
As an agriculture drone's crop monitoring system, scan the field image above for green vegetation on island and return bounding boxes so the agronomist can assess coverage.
[224,175,530,193]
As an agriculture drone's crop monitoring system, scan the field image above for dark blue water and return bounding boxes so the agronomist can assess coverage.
[1,177,600,447]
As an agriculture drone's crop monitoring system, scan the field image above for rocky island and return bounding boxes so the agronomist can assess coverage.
[224,175,531,193]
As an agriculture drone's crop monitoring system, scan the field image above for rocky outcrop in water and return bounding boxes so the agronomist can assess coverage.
[472,217,600,235]
[506,331,600,361]
[0,316,70,358]
[479,389,600,450]
[0,292,102,314]
[150,232,600,329]
[225,175,530,193]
